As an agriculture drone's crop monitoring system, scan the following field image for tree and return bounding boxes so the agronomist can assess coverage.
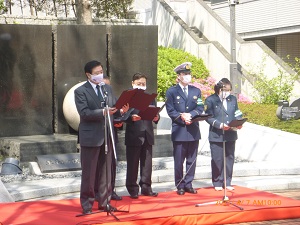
[92,0,133,19]
[1,0,133,21]
[75,0,92,24]
[0,0,8,14]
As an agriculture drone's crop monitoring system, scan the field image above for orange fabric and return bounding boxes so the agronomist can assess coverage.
[0,186,300,225]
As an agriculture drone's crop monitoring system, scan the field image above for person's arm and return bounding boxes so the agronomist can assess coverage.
[165,89,185,125]
[205,97,222,129]
[189,89,204,118]
[205,96,230,130]
[74,88,104,121]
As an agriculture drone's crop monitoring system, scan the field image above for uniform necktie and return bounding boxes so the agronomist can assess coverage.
[96,85,104,101]
[183,87,188,97]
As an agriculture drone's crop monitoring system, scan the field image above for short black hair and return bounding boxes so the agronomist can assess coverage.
[132,72,148,82]
[84,60,102,74]
[214,78,232,94]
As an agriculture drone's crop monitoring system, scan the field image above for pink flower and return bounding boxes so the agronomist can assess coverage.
[238,94,253,104]
[191,76,253,104]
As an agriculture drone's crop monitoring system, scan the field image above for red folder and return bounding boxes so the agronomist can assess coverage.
[138,105,161,121]
[115,89,157,111]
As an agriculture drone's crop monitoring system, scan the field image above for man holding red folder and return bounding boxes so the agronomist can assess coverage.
[124,73,159,199]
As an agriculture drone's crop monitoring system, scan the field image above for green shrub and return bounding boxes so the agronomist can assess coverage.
[246,56,299,104]
[239,103,300,135]
[157,46,209,101]
[157,48,300,135]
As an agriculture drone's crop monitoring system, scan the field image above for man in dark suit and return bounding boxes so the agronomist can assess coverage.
[74,60,128,215]
[165,62,204,195]
[124,73,159,199]
[205,78,243,191]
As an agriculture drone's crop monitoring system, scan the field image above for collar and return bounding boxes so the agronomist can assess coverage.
[88,80,98,90]
[178,83,188,90]
[218,94,231,102]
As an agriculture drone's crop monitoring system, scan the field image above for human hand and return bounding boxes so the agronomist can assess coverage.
[153,115,159,122]
[108,107,118,115]
[114,122,123,128]
[181,113,192,123]
[237,125,243,129]
[131,114,141,121]
[121,103,129,114]
[185,120,192,125]
[221,123,230,130]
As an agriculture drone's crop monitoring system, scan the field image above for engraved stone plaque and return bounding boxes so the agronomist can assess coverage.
[36,153,81,173]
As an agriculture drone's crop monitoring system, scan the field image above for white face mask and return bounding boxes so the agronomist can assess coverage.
[219,91,230,99]
[133,85,146,90]
[90,73,103,83]
[181,75,192,84]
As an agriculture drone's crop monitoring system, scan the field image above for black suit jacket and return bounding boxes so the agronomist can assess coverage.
[74,81,120,147]
[124,100,159,147]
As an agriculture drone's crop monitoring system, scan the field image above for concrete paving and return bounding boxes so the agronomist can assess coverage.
[2,155,300,202]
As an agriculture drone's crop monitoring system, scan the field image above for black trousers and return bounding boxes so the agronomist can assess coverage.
[210,141,235,187]
[125,141,153,195]
[80,144,112,211]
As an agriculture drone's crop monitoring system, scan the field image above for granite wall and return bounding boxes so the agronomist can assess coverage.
[0,24,158,137]
[0,25,53,137]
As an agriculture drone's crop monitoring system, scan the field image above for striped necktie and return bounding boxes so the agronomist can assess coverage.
[183,87,188,97]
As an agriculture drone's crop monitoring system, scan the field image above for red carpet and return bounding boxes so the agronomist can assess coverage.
[1,186,300,225]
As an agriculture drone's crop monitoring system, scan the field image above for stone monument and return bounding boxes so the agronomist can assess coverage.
[0,24,160,170]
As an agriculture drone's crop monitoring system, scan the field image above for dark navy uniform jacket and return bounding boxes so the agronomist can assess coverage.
[205,93,242,142]
[166,84,204,142]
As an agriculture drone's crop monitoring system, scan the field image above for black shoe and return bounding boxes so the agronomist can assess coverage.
[82,209,92,215]
[130,193,139,199]
[184,187,197,194]
[177,188,185,195]
[98,204,116,212]
[111,192,122,201]
[141,191,158,197]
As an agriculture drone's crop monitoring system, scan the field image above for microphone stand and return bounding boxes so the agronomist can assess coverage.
[100,89,129,221]
[195,85,243,210]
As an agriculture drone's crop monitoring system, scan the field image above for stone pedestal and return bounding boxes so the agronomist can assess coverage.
[0,134,77,162]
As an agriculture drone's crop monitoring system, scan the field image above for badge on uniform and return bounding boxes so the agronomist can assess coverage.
[235,109,243,117]
[197,98,203,105]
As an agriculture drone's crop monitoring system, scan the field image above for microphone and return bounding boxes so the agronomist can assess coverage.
[99,82,108,97]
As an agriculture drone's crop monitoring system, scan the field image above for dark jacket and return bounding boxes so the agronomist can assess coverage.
[166,84,204,142]
[75,81,120,147]
[205,93,241,142]
[124,99,159,147]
